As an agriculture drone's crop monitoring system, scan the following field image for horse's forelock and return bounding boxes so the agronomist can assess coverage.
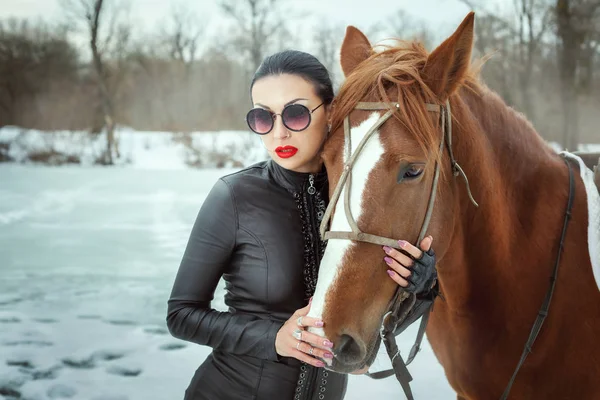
[331,40,482,172]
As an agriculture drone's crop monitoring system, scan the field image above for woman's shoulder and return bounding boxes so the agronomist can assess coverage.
[202,161,271,217]
[219,160,270,186]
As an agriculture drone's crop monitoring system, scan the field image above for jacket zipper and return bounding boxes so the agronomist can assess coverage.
[307,174,316,195]
[303,175,327,399]
[306,174,322,296]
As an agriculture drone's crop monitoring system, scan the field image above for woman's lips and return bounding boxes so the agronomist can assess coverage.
[275,146,298,159]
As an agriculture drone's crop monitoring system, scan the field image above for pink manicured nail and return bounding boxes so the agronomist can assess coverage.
[398,240,407,248]
[316,361,325,367]
[324,352,334,359]
[324,340,334,348]
[384,256,393,265]
[315,321,324,327]
[387,270,395,277]
[383,246,392,254]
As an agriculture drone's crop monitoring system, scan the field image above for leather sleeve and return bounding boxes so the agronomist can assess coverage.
[166,178,282,361]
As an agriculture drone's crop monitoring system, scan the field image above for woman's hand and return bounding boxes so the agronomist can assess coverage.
[275,300,334,368]
[382,235,437,294]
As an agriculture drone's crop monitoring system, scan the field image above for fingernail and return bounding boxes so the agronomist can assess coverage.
[398,240,407,248]
[384,256,393,265]
[323,340,334,347]
[315,321,324,327]
[324,352,334,359]
[387,270,395,277]
[316,361,325,367]
[382,245,392,254]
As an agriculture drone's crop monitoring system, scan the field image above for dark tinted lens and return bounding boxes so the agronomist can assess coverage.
[282,104,310,131]
[246,108,273,134]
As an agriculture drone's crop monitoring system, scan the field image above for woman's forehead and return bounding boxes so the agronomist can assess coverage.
[252,74,318,107]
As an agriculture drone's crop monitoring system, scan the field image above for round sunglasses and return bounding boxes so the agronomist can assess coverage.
[246,102,324,135]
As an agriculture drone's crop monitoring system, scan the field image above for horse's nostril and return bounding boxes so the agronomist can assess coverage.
[336,334,364,364]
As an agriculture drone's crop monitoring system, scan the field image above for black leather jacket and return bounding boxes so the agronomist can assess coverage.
[167,160,348,400]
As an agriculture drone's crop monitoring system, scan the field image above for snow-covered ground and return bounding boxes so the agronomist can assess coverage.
[1,126,598,172]
[0,126,267,169]
[0,164,454,400]
[0,126,597,400]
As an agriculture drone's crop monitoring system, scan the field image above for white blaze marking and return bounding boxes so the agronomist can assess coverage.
[307,112,385,361]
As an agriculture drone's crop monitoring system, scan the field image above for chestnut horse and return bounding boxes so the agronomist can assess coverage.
[307,12,600,399]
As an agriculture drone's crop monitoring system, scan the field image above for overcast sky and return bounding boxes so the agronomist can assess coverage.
[0,0,511,35]
[0,0,512,64]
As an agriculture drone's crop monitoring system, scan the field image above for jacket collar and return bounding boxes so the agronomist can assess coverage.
[267,159,328,192]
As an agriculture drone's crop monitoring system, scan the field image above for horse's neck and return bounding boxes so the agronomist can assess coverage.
[438,85,575,313]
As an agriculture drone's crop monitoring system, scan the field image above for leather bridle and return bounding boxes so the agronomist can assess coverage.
[319,100,477,250]
[318,99,575,400]
[318,99,477,399]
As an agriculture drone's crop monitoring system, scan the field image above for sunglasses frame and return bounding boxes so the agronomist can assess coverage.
[246,102,325,135]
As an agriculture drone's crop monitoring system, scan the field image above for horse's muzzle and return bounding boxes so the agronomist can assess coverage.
[327,332,380,373]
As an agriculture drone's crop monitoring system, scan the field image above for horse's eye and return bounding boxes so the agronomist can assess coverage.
[397,164,424,183]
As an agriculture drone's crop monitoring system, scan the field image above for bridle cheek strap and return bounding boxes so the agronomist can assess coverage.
[319,102,447,250]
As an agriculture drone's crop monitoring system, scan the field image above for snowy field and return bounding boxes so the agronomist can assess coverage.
[0,164,455,400]
[0,127,267,169]
[1,126,599,172]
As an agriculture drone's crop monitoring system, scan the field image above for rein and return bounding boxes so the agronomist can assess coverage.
[319,99,577,399]
[499,155,576,399]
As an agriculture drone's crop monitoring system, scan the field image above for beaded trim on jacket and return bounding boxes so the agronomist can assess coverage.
[292,172,329,399]
[292,173,327,300]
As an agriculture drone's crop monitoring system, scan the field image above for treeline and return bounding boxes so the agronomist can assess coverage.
[0,0,599,160]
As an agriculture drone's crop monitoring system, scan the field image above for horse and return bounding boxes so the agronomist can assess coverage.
[306,12,600,399]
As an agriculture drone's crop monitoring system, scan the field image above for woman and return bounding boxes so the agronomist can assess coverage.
[166,50,437,400]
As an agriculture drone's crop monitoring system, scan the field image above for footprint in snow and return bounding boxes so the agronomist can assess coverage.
[77,314,102,320]
[92,349,126,362]
[33,317,58,323]
[62,355,95,369]
[105,319,137,326]
[105,365,142,377]
[143,326,169,335]
[159,342,186,351]
[0,316,21,323]
[3,340,53,347]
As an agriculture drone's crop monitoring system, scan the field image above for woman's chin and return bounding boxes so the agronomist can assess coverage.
[270,154,307,171]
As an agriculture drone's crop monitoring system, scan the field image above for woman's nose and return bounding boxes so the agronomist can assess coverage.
[272,116,289,139]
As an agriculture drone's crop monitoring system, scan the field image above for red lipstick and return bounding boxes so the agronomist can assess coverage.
[275,146,298,159]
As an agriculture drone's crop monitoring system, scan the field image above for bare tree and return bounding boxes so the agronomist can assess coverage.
[471,15,519,105]
[218,0,294,74]
[312,20,344,86]
[161,4,204,71]
[555,0,600,150]
[459,0,553,126]
[61,0,130,164]
[514,0,554,123]
[578,21,600,94]
[0,18,80,129]
[384,9,433,50]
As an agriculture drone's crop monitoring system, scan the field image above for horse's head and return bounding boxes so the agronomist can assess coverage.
[307,13,477,372]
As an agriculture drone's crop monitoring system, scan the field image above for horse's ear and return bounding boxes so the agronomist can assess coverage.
[422,12,475,100]
[340,26,372,77]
